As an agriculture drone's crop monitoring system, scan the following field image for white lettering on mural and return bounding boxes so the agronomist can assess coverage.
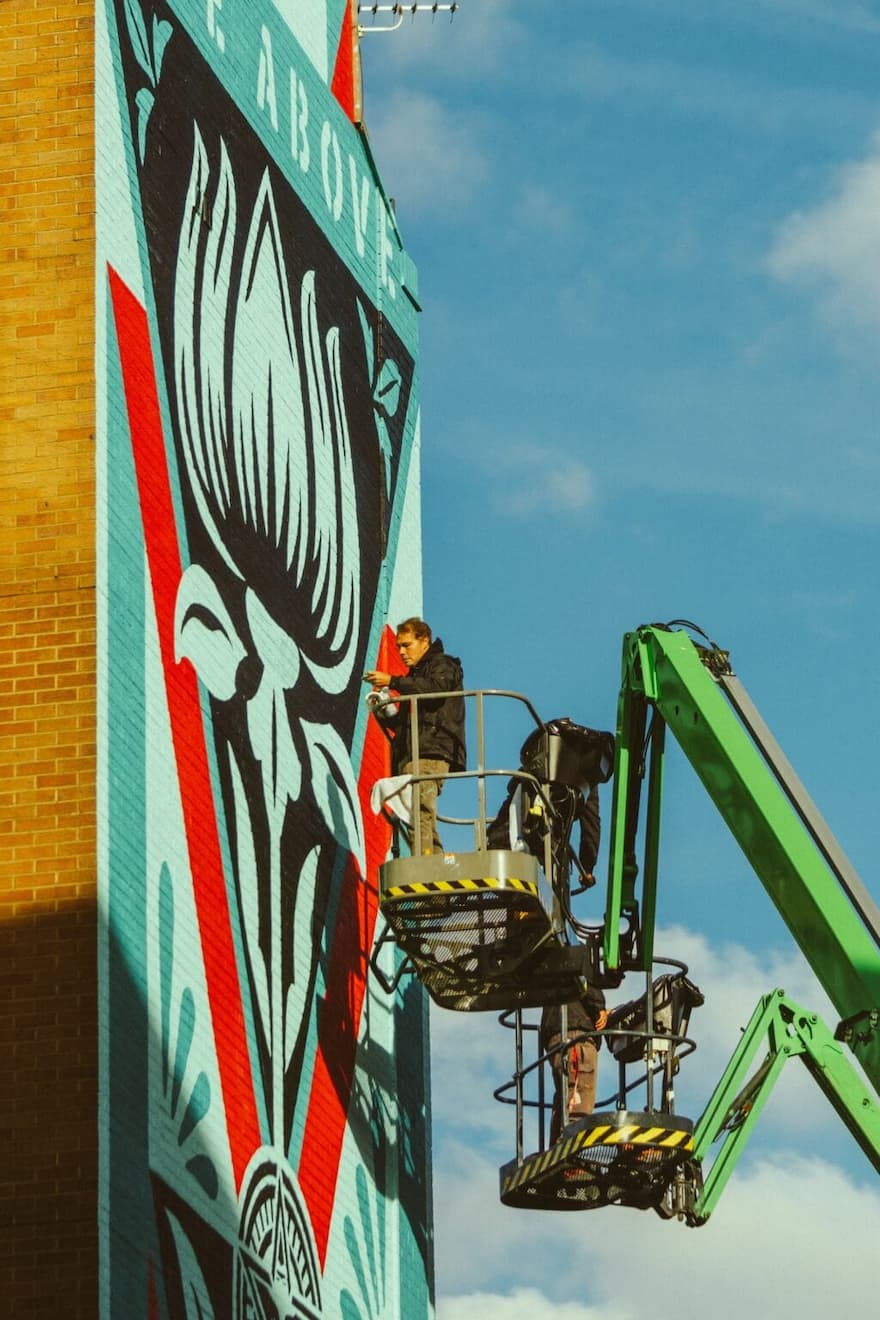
[348,156,370,260]
[257,25,279,131]
[289,69,310,173]
[199,15,400,297]
[206,0,225,54]
[320,121,344,222]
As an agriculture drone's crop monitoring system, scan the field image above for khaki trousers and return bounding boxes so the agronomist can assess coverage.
[403,758,448,854]
[545,1034,598,1142]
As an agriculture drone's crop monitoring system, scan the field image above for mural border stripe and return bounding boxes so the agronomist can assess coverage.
[107,264,262,1190]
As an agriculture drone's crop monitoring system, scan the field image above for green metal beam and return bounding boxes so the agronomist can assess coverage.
[692,991,880,1223]
[604,672,647,970]
[619,625,880,1090]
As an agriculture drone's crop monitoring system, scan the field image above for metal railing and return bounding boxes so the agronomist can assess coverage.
[373,687,597,904]
[493,958,702,1164]
[375,686,545,855]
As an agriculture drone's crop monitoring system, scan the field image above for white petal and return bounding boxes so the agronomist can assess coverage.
[302,720,365,874]
[174,564,245,702]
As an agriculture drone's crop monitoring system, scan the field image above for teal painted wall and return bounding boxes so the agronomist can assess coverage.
[96,3,431,1315]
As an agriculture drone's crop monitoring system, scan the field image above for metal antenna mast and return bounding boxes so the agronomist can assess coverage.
[357,3,460,35]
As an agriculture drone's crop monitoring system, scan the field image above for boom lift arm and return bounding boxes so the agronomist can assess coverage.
[688,988,880,1223]
[370,623,880,1219]
[602,623,880,1209]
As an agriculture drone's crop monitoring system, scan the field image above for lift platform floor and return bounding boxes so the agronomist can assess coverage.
[379,850,589,1010]
[499,1110,695,1212]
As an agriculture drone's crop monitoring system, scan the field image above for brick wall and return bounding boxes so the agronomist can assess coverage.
[0,3,97,1315]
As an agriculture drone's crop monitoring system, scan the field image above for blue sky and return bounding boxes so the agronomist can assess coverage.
[360,4,880,1316]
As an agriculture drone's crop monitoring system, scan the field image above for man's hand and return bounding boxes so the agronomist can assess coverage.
[364,670,392,688]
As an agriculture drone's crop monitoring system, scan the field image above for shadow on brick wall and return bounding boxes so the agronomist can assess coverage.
[0,899,98,1318]
[0,897,432,1317]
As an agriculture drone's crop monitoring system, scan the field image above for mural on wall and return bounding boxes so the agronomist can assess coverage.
[98,2,429,1316]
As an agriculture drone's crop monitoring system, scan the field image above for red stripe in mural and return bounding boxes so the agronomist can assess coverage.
[108,266,261,1190]
[299,627,405,1265]
[331,0,358,121]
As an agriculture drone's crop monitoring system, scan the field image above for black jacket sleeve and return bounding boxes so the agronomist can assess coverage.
[393,653,460,700]
[387,643,466,772]
[577,784,601,873]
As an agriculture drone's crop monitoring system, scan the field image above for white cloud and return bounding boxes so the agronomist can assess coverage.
[514,184,575,238]
[437,1286,629,1320]
[483,443,598,517]
[768,131,880,342]
[433,1141,880,1315]
[362,88,488,219]
[646,925,856,1142]
[587,1155,880,1318]
[430,1003,510,1153]
[432,1137,623,1298]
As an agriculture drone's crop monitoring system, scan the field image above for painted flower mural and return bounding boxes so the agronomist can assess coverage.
[170,122,369,1312]
[102,2,424,1314]
[173,120,365,1111]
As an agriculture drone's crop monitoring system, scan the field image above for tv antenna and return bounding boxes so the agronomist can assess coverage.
[357,3,460,35]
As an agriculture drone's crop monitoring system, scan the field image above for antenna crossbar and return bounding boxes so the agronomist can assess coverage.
[357,3,460,34]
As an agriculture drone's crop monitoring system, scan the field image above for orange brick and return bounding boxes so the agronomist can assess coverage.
[1,4,97,1314]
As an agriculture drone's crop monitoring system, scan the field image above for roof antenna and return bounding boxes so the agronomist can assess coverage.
[357,3,460,35]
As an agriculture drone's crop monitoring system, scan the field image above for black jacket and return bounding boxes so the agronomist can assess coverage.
[541,988,606,1051]
[389,639,466,771]
[577,784,601,873]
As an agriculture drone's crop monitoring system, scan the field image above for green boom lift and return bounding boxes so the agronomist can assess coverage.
[597,621,880,1221]
[372,623,880,1221]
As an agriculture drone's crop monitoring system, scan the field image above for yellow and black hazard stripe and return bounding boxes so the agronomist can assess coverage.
[501,1120,694,1197]
[384,875,539,901]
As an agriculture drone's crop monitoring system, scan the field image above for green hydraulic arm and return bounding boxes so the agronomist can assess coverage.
[687,989,880,1223]
[603,623,880,1101]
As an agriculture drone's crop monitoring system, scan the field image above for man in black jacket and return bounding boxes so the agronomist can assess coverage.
[541,987,608,1141]
[365,617,466,853]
